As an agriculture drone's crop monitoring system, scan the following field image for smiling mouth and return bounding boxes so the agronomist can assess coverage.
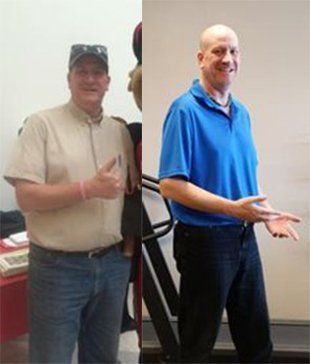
[219,68,234,73]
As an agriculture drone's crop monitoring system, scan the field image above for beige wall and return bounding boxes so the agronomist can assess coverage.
[143,0,310,320]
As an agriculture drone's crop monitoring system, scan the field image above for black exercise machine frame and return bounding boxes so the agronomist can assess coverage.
[142,173,179,362]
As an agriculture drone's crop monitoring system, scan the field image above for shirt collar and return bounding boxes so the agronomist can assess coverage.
[67,99,104,125]
[189,79,234,110]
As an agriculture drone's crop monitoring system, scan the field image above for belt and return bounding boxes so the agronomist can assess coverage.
[176,222,254,242]
[177,221,254,231]
[30,241,123,259]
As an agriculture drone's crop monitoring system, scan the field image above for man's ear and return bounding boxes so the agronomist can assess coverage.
[197,51,204,67]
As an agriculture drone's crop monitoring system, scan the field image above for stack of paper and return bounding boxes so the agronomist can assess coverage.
[0,247,29,277]
[2,231,29,248]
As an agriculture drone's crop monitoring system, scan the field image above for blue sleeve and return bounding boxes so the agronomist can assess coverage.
[158,101,192,180]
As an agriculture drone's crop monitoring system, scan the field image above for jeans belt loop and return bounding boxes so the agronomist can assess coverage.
[87,246,111,259]
[243,220,250,228]
[88,250,98,259]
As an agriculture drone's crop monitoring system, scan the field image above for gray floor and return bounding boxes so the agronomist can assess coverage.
[0,331,139,364]
[0,334,28,364]
[1,283,139,364]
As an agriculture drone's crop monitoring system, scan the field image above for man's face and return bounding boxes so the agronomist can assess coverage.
[68,55,110,112]
[128,65,142,111]
[198,32,240,92]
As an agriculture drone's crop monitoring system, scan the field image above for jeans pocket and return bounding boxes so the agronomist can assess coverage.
[115,243,132,262]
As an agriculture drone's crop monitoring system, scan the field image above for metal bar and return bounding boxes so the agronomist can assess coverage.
[142,204,179,316]
[152,220,171,229]
[142,174,180,360]
[142,174,174,242]
[142,252,179,362]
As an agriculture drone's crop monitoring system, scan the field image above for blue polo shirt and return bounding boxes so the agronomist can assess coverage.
[159,79,259,226]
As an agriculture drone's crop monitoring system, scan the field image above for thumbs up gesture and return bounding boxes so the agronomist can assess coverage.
[84,157,124,199]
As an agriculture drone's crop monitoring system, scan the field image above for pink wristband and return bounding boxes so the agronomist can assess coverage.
[79,181,87,200]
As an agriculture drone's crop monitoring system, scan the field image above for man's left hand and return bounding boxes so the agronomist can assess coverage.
[265,213,301,241]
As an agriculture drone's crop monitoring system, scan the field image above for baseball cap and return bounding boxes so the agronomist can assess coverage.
[69,44,109,72]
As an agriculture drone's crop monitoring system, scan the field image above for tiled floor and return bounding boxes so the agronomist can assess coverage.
[0,331,140,364]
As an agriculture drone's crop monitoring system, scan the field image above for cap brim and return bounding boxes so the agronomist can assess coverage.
[69,52,108,70]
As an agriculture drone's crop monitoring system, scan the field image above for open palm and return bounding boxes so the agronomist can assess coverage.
[265,213,300,241]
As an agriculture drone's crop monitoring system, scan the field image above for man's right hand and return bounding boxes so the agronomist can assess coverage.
[231,196,282,223]
[85,157,124,199]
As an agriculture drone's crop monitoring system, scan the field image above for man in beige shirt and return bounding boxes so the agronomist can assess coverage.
[4,44,137,363]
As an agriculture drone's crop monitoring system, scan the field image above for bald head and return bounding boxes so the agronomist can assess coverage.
[199,24,239,51]
[197,24,241,94]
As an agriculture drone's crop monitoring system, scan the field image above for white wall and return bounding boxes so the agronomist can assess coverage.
[0,0,141,210]
[143,0,310,321]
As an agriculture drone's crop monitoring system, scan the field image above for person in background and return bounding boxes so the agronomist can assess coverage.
[4,44,137,363]
[120,21,142,354]
[158,24,301,363]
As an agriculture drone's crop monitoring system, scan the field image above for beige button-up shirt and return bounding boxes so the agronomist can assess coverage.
[4,100,137,251]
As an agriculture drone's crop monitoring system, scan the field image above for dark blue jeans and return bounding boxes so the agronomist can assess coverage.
[174,222,273,363]
[28,243,131,363]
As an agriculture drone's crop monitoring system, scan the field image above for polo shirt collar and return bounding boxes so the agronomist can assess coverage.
[67,99,104,125]
[189,79,234,110]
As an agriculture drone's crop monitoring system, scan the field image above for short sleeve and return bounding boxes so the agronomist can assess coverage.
[4,113,47,186]
[159,102,193,180]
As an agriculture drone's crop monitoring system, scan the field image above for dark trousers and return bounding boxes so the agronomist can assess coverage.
[174,222,273,363]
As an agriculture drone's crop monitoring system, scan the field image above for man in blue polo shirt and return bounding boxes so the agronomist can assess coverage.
[159,24,301,363]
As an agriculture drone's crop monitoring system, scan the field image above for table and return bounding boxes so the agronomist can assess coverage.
[0,243,28,342]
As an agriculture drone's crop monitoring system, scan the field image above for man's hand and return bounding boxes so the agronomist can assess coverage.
[85,157,124,199]
[232,196,301,240]
[232,196,283,223]
[265,213,301,241]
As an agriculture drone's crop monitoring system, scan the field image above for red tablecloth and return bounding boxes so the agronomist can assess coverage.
[0,243,28,342]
